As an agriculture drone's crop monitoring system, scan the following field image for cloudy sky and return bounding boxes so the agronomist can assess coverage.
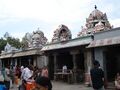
[0,0,120,42]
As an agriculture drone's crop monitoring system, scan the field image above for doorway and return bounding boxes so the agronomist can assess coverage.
[106,46,120,82]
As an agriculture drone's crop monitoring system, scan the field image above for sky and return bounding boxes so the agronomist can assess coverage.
[0,0,120,42]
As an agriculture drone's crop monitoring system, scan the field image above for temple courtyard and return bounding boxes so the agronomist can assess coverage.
[10,81,93,90]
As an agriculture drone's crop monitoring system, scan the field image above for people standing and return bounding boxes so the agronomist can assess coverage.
[32,76,49,90]
[41,66,48,78]
[62,65,67,73]
[115,72,120,90]
[41,66,52,90]
[9,65,15,88]
[20,65,35,90]
[0,68,7,90]
[90,60,105,90]
[4,66,11,90]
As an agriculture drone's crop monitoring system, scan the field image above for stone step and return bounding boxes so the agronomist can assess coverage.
[106,82,115,90]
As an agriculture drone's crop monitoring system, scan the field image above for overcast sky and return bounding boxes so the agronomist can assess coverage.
[0,0,120,42]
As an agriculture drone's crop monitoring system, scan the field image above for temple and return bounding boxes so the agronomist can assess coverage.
[0,6,120,87]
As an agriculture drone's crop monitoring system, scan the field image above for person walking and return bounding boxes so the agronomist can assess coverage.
[41,66,48,78]
[41,66,52,90]
[115,72,120,90]
[32,76,49,90]
[4,66,11,90]
[90,60,105,90]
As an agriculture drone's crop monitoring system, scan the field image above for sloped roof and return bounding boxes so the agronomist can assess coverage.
[41,35,93,51]
[0,48,42,59]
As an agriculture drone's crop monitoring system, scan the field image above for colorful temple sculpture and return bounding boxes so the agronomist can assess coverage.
[24,28,47,48]
[78,5,112,37]
[52,24,72,42]
[0,28,48,68]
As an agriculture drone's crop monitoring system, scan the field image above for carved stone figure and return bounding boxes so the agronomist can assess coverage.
[23,28,47,48]
[4,42,12,52]
[78,26,87,37]
[78,5,112,37]
[24,32,32,48]
[59,29,68,41]
[52,24,72,42]
[94,21,105,32]
[2,42,18,53]
[31,29,47,48]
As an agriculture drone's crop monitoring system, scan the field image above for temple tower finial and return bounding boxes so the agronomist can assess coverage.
[95,5,97,9]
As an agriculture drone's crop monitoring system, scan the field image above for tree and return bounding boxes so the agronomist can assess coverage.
[0,32,22,53]
[7,37,21,49]
[0,38,7,52]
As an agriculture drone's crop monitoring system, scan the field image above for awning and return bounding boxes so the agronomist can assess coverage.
[41,36,92,51]
[87,36,120,48]
[12,49,42,57]
[0,53,13,59]
[0,48,42,59]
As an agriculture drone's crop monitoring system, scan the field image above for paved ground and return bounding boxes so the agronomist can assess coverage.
[10,81,116,90]
[52,81,92,90]
[10,81,93,90]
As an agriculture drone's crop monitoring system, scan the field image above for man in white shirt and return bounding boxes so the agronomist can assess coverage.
[62,65,67,73]
[21,65,33,82]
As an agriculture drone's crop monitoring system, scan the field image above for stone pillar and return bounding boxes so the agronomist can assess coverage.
[36,56,42,68]
[15,58,17,66]
[70,50,79,83]
[103,51,108,88]
[19,57,21,66]
[44,55,49,66]
[116,56,120,71]
[33,56,37,66]
[36,56,46,68]
[28,58,31,65]
[53,53,58,73]
[84,49,93,86]
[94,48,108,87]
[95,48,104,69]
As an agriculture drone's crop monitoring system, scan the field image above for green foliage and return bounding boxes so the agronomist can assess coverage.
[0,38,7,52]
[7,37,21,49]
[0,32,22,53]
[21,37,28,49]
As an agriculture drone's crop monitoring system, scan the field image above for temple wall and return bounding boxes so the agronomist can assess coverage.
[36,55,48,68]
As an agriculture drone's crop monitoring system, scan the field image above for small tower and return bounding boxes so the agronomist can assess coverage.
[52,24,72,43]
[78,5,112,37]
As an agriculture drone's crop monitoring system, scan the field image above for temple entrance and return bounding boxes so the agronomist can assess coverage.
[105,45,120,82]
[48,49,85,82]
[57,52,73,69]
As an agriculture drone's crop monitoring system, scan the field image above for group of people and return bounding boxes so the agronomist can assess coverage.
[0,65,13,90]
[0,64,52,90]
[1,61,120,90]
[19,65,52,90]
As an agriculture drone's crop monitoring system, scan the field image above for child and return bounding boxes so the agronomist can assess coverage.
[115,73,120,90]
